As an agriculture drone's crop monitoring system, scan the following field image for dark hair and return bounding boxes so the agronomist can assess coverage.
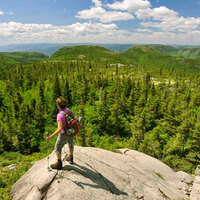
[56,98,66,109]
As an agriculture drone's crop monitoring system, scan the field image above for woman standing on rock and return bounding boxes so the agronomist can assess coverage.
[46,98,76,170]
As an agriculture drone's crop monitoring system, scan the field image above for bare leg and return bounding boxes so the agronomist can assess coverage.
[68,144,74,156]
[66,144,74,164]
[56,153,62,160]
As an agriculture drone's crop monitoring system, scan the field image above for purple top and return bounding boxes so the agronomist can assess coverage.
[57,108,70,133]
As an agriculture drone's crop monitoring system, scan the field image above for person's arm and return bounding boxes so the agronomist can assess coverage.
[46,120,63,141]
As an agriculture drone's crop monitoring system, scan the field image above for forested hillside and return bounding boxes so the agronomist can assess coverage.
[0,55,19,70]
[1,56,200,172]
[0,52,48,70]
[49,45,200,74]
[146,44,200,60]
[1,45,200,199]
[49,45,122,63]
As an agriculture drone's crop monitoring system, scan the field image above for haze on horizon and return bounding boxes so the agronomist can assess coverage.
[0,0,200,46]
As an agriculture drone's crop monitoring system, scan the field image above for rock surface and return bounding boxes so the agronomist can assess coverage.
[11,146,189,200]
[190,176,200,200]
[176,171,194,184]
[7,164,18,170]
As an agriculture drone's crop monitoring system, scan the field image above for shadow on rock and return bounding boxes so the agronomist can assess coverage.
[61,162,128,196]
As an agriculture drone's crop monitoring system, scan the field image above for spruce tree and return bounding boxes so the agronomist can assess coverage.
[77,99,86,147]
[63,77,72,107]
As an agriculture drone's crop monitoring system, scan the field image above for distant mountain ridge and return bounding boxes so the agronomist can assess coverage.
[48,45,200,73]
[146,44,200,60]
[0,43,135,56]
[1,44,200,73]
[1,43,200,60]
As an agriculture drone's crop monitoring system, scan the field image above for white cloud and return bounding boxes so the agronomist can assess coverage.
[92,0,102,7]
[0,21,200,45]
[76,7,134,23]
[133,5,200,33]
[0,10,13,15]
[67,22,118,34]
[136,28,153,33]
[6,12,13,15]
[136,6,178,20]
[141,16,200,32]
[0,21,125,44]
[1,0,200,46]
[0,21,119,37]
[107,0,151,12]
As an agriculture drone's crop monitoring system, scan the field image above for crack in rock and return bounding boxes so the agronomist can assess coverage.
[158,188,171,200]
[41,170,58,199]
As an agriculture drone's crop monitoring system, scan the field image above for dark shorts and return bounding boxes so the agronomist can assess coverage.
[54,133,74,154]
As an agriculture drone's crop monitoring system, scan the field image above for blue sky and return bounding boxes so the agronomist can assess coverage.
[0,0,200,45]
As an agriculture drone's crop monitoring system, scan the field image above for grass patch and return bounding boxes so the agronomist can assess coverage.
[0,152,47,200]
[154,171,164,180]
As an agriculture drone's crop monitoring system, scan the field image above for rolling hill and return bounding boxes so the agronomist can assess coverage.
[0,52,48,70]
[49,44,200,73]
[0,55,19,70]
[49,45,122,63]
[121,45,200,72]
[0,52,48,64]
[0,43,135,56]
[146,44,200,60]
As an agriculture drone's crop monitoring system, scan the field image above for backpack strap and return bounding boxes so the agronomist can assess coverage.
[70,118,80,137]
[66,109,77,119]
[59,111,66,115]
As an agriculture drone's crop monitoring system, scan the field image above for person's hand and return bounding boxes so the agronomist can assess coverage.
[46,136,52,142]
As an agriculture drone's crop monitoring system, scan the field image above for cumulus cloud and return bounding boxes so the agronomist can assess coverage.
[132,5,200,33]
[67,22,118,34]
[0,21,119,36]
[107,0,151,12]
[76,7,134,23]
[0,10,13,15]
[6,12,13,15]
[141,16,200,32]
[0,21,200,45]
[136,28,153,33]
[136,6,178,20]
[75,0,200,34]
[92,0,102,7]
[1,1,200,45]
[0,21,127,44]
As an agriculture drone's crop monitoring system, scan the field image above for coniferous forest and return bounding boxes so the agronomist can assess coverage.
[1,46,200,199]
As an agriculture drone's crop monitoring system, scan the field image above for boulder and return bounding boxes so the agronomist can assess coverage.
[176,171,194,184]
[7,164,18,170]
[11,146,188,200]
[190,176,200,200]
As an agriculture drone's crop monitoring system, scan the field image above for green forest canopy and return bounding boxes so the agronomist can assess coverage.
[1,45,200,199]
[0,55,200,172]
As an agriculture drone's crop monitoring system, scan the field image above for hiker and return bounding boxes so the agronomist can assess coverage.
[46,98,76,170]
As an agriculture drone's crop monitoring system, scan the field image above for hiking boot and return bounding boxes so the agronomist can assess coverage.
[50,160,62,170]
[66,155,73,164]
